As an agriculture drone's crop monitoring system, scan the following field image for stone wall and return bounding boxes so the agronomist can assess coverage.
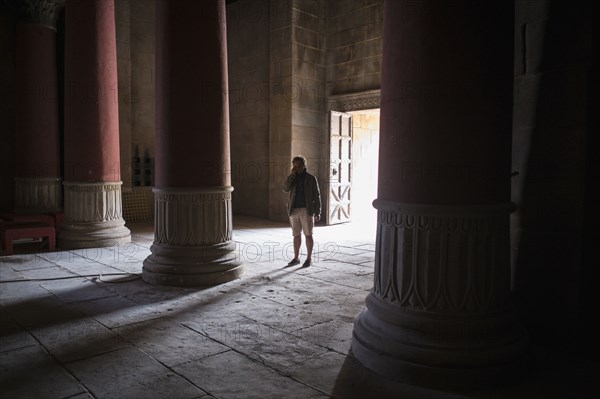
[227,0,271,217]
[267,0,294,221]
[326,0,383,96]
[265,0,329,222]
[511,0,592,351]
[130,0,155,187]
[290,0,328,218]
[115,0,155,191]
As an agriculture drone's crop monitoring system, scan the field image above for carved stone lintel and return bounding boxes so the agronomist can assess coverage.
[351,200,529,388]
[142,187,243,287]
[58,181,131,249]
[328,89,380,112]
[14,177,62,213]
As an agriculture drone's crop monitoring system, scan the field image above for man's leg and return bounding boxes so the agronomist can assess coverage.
[305,235,314,261]
[301,209,315,267]
[293,235,302,260]
[288,210,302,265]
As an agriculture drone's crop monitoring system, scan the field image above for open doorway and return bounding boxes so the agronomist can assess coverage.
[325,109,379,238]
[348,109,379,236]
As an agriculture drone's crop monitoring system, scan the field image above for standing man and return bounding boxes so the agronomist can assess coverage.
[282,156,321,267]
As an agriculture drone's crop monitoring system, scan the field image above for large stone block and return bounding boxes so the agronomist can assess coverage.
[293,26,319,48]
[351,38,382,59]
[295,43,324,64]
[365,19,383,39]
[292,7,319,31]
[327,46,351,66]
[364,57,382,75]
[294,59,320,80]
[271,0,293,30]
[291,109,326,128]
[270,26,292,48]
[232,115,270,138]
[270,59,293,79]
[330,26,366,49]
[270,41,293,62]
[291,125,324,143]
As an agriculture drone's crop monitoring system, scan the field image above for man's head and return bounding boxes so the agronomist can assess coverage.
[292,156,307,173]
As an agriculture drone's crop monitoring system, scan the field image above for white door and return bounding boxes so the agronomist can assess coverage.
[327,111,352,225]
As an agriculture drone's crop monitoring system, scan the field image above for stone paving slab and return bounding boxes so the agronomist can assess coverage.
[228,293,334,330]
[0,253,57,271]
[176,308,254,338]
[39,278,118,304]
[0,307,38,353]
[29,317,131,363]
[113,318,230,368]
[2,293,85,328]
[48,252,131,277]
[0,280,51,306]
[327,245,374,256]
[173,350,328,399]
[68,393,95,399]
[66,346,208,399]
[71,295,167,329]
[0,266,23,282]
[321,252,375,266]
[353,243,376,251]
[17,265,78,280]
[98,277,196,304]
[0,345,86,399]
[236,274,335,309]
[285,351,464,399]
[290,320,355,355]
[306,264,374,291]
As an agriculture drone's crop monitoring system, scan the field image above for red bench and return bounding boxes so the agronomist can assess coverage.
[0,215,57,256]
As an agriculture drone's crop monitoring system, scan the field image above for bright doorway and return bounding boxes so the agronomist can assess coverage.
[348,109,379,238]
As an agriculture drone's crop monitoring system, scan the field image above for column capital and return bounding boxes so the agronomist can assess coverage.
[4,0,65,29]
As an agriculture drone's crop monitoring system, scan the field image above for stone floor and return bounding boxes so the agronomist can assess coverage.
[0,216,594,399]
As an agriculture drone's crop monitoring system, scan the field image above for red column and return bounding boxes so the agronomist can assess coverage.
[63,0,120,183]
[58,0,130,248]
[142,0,242,286]
[13,1,63,213]
[351,0,528,389]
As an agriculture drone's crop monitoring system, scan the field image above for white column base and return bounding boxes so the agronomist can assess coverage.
[351,200,529,389]
[142,187,243,286]
[58,181,131,249]
[14,177,63,213]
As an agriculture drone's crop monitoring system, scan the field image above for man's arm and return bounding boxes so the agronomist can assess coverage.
[282,173,295,192]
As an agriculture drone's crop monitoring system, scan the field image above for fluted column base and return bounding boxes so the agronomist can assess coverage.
[58,181,131,249]
[14,177,63,213]
[142,187,243,287]
[351,200,529,389]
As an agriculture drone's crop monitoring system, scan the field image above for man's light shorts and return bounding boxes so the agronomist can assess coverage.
[289,208,314,237]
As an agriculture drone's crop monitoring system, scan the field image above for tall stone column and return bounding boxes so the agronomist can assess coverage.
[59,0,131,248]
[11,0,64,213]
[351,1,528,388]
[142,0,243,286]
